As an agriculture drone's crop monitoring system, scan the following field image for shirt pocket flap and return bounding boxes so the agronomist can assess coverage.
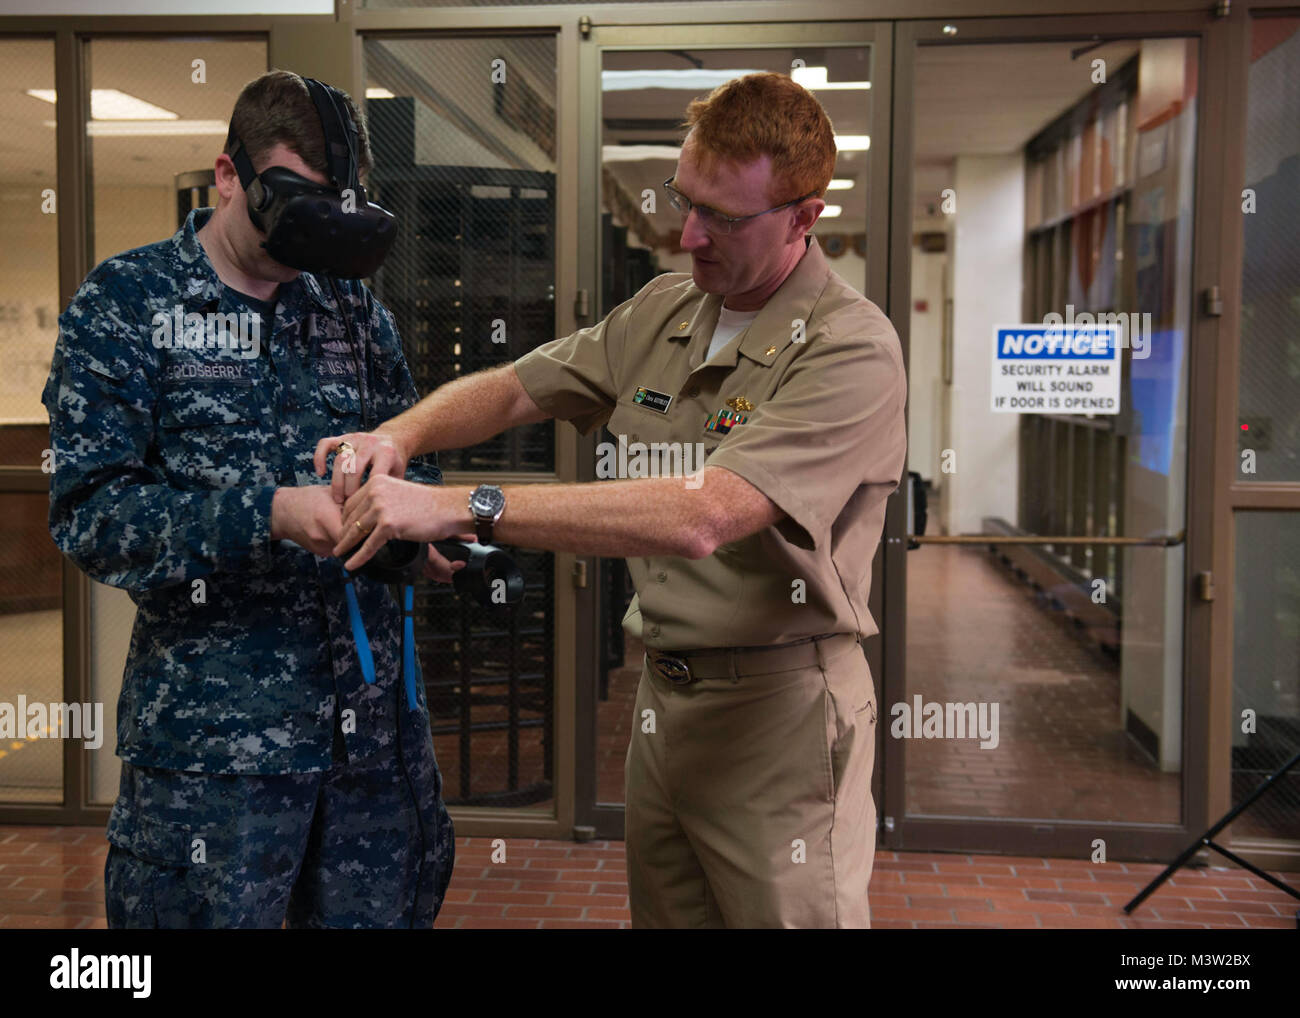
[317,377,362,416]
[159,382,259,429]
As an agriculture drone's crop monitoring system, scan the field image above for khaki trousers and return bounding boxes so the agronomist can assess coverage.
[625,633,878,928]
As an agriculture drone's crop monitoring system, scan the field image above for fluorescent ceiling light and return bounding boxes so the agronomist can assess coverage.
[45,119,229,136]
[603,144,681,162]
[602,69,765,91]
[366,87,395,99]
[791,66,871,91]
[835,135,870,151]
[28,87,178,120]
[827,179,854,190]
[820,205,843,218]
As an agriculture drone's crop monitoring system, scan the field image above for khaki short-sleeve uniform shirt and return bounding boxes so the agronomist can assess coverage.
[513,237,906,651]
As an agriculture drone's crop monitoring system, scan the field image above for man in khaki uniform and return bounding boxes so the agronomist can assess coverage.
[315,72,906,928]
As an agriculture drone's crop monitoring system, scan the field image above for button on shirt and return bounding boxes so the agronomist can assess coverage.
[513,237,907,650]
[42,207,442,774]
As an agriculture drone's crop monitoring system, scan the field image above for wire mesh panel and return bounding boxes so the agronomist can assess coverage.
[1237,18,1300,482]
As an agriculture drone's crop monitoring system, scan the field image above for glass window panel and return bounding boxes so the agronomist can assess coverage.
[364,34,557,474]
[0,38,58,465]
[907,39,1193,825]
[365,35,558,813]
[594,45,873,807]
[0,492,64,805]
[87,37,266,264]
[1230,511,1300,842]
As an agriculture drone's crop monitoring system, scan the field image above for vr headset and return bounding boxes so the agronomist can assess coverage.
[230,76,396,279]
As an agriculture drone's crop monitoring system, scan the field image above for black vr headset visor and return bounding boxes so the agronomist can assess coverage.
[230,76,396,279]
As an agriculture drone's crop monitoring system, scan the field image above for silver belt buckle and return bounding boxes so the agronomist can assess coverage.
[653,653,693,685]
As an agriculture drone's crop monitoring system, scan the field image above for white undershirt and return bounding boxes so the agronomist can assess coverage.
[705,305,760,363]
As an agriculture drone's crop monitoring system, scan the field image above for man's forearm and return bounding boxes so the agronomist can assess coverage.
[437,467,781,560]
[381,364,548,458]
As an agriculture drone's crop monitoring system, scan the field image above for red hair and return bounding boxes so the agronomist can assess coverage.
[681,72,836,203]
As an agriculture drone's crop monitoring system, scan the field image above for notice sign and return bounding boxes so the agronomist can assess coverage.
[991,323,1121,414]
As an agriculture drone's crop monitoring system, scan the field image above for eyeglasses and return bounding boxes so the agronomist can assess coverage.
[662,177,818,235]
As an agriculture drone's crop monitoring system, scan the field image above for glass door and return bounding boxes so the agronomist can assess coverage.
[885,13,1227,860]
[575,20,893,838]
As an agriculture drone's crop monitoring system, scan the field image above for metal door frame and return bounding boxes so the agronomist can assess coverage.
[884,10,1234,861]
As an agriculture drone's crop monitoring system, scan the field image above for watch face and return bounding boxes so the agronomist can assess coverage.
[471,485,505,518]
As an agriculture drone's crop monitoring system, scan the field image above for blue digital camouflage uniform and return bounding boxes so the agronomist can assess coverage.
[42,206,454,928]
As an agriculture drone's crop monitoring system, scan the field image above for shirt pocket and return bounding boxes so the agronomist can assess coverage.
[157,381,273,488]
[312,357,364,425]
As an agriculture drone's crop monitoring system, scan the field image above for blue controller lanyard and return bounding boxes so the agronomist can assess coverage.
[342,569,419,711]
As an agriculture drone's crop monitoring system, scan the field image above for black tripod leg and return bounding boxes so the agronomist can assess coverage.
[1124,838,1211,915]
[1125,746,1300,915]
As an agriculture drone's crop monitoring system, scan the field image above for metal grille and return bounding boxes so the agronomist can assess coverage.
[417,549,554,806]
[369,161,556,472]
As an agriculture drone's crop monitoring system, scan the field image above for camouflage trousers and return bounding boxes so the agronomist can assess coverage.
[104,696,454,929]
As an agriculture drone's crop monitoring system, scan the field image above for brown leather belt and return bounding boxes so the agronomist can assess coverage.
[645,633,859,684]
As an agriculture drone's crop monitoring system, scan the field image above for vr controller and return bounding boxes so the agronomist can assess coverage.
[342,538,525,608]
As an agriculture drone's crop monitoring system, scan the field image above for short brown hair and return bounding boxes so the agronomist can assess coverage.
[681,72,836,204]
[223,69,372,182]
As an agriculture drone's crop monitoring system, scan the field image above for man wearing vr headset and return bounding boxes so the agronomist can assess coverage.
[320,73,906,928]
[42,71,455,928]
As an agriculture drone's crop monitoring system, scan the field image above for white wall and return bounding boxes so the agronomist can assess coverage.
[947,153,1023,535]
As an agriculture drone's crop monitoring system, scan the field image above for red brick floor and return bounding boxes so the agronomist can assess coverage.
[2,826,1296,929]
[905,545,1183,824]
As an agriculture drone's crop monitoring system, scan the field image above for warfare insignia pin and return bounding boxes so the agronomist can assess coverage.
[726,396,754,413]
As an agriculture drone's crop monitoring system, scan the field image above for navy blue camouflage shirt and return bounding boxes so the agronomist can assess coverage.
[42,207,441,775]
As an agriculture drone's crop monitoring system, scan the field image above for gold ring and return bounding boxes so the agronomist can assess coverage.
[355,520,365,532]
[336,440,354,455]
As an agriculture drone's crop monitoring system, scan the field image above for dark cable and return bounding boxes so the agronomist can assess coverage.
[327,276,370,431]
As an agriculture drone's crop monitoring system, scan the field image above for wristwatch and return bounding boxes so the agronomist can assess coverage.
[468,484,506,545]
